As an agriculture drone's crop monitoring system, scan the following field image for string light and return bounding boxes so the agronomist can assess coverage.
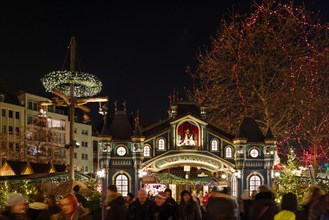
[41,70,102,97]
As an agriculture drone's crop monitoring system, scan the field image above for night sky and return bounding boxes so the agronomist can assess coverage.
[1,0,328,126]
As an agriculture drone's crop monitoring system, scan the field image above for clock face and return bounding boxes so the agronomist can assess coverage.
[250,148,259,158]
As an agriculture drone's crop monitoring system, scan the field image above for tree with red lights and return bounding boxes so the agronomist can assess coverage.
[189,0,329,175]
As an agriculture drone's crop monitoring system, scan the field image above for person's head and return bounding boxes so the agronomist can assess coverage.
[251,190,258,199]
[126,193,134,203]
[6,192,27,214]
[137,189,148,203]
[107,185,118,196]
[185,128,190,134]
[164,188,172,199]
[258,185,270,193]
[59,194,78,216]
[180,190,192,203]
[46,194,57,207]
[210,186,221,196]
[73,185,80,193]
[304,186,325,204]
[155,192,167,207]
[281,193,297,211]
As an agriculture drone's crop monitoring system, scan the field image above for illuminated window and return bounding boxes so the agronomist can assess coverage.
[249,175,261,195]
[144,146,151,157]
[116,174,128,197]
[211,139,218,151]
[232,176,238,197]
[158,139,165,150]
[117,146,126,156]
[226,147,232,158]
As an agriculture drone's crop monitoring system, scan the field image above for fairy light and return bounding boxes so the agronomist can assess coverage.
[41,70,102,97]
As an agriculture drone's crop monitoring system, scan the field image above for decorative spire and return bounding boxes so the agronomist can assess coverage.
[114,100,117,113]
[131,110,145,142]
[265,126,275,140]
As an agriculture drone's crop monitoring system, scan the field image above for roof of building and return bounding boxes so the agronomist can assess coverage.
[30,163,51,173]
[6,161,28,175]
[109,111,133,140]
[176,102,201,117]
[236,117,265,142]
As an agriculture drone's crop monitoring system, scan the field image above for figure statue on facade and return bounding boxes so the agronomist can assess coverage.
[180,128,196,146]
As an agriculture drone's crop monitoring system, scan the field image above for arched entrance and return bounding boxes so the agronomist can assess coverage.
[140,151,235,200]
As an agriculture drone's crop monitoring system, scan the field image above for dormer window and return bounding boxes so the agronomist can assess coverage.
[211,139,219,151]
[143,145,151,157]
[225,147,233,158]
[158,138,165,150]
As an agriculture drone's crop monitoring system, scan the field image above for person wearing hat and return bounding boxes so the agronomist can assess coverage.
[152,192,178,220]
[203,186,238,220]
[0,192,28,220]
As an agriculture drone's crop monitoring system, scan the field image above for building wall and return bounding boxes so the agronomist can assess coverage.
[72,122,93,174]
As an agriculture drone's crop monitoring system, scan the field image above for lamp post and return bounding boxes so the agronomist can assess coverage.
[97,169,105,220]
[40,36,108,186]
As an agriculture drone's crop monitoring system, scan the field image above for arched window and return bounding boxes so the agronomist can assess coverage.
[115,174,129,197]
[225,147,232,158]
[249,175,261,195]
[143,145,151,157]
[232,176,238,197]
[158,138,165,150]
[211,139,218,151]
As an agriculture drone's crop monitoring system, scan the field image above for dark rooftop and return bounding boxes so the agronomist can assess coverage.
[236,117,265,143]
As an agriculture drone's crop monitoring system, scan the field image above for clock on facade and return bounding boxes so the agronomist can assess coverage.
[250,148,259,158]
[117,146,127,156]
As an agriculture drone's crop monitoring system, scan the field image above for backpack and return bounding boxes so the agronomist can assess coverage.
[274,210,296,220]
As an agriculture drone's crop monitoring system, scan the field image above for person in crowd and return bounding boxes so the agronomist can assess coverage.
[203,186,238,220]
[250,185,278,220]
[26,193,48,220]
[37,194,61,220]
[302,186,325,218]
[202,191,211,208]
[179,190,202,220]
[73,185,88,208]
[152,192,178,220]
[239,190,252,220]
[274,192,305,220]
[147,191,154,201]
[197,192,203,207]
[308,194,329,220]
[125,193,135,208]
[251,190,258,200]
[105,185,127,220]
[50,193,91,220]
[164,188,179,218]
[0,192,28,220]
[127,189,153,220]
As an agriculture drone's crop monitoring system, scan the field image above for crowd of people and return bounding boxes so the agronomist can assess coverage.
[1,184,329,220]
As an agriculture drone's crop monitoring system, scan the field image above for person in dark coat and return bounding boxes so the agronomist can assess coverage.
[26,193,48,220]
[73,185,88,208]
[308,194,329,220]
[238,190,252,220]
[37,194,61,220]
[165,188,179,210]
[204,186,238,220]
[302,186,325,219]
[0,192,28,220]
[250,185,278,220]
[179,190,202,220]
[105,185,127,220]
[127,189,153,220]
[152,192,178,220]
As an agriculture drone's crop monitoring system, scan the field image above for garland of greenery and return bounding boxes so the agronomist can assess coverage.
[41,70,102,97]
